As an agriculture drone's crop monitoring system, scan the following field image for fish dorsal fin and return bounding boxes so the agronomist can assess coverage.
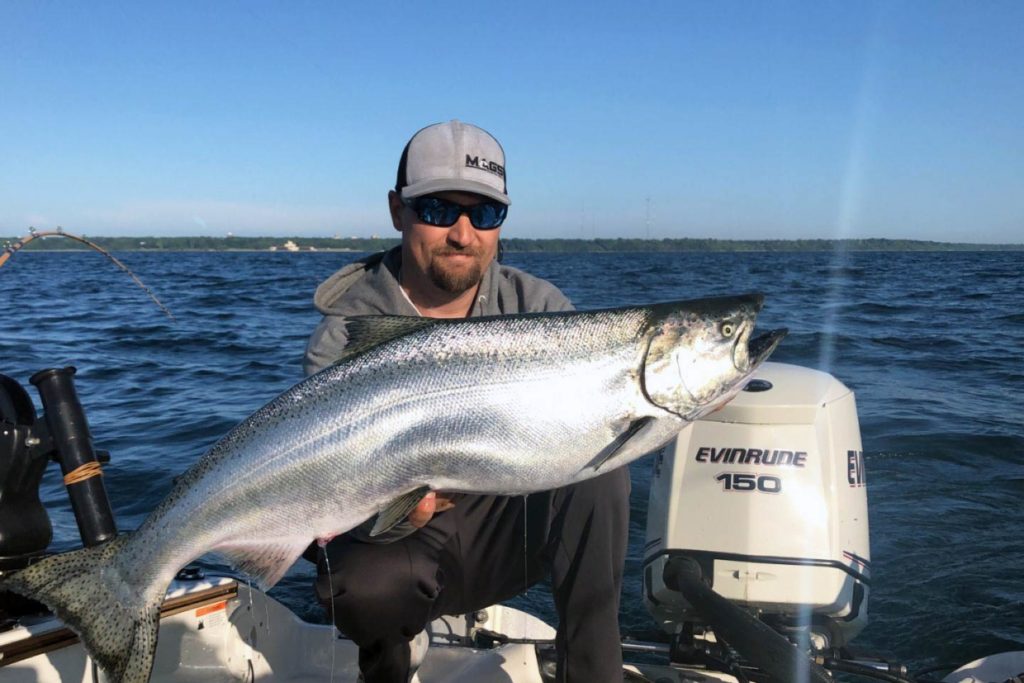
[215,538,312,590]
[331,316,439,366]
[370,486,431,537]
[585,417,655,471]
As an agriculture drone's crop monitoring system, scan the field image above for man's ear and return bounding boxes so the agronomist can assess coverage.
[388,191,404,231]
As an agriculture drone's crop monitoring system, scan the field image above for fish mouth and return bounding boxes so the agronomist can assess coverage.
[747,328,788,367]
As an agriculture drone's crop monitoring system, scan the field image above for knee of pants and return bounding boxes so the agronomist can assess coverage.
[315,538,442,643]
[544,466,632,570]
[561,464,631,513]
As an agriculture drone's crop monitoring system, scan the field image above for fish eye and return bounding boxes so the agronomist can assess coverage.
[721,322,736,338]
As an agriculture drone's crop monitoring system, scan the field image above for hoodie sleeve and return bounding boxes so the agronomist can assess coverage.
[498,266,575,314]
[541,286,574,313]
[303,315,350,376]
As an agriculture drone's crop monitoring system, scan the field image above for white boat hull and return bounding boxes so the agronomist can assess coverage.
[0,576,745,682]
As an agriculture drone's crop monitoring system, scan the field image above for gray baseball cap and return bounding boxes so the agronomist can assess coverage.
[395,120,510,206]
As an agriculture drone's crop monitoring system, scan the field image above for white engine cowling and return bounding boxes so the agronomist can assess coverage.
[643,362,870,649]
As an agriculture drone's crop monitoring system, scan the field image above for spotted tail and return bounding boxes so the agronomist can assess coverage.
[1,534,162,683]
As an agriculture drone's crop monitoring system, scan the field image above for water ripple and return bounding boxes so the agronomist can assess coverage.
[2,249,1021,668]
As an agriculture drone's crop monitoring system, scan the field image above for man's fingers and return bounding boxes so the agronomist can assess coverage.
[433,496,456,513]
[408,492,456,528]
[408,492,436,528]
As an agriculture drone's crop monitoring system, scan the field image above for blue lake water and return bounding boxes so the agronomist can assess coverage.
[1,249,1021,671]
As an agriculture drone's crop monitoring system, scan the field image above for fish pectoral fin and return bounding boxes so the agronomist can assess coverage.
[370,486,431,537]
[215,538,311,590]
[586,416,655,471]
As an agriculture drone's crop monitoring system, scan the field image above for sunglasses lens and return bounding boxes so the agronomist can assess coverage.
[411,197,507,229]
[469,203,507,229]
[414,197,458,226]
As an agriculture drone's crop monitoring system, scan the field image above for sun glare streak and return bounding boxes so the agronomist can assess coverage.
[822,11,886,376]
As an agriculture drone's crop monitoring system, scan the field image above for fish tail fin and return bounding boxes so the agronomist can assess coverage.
[1,534,162,683]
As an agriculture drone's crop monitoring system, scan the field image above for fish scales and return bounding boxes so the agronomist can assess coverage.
[111,307,654,593]
[1,294,786,683]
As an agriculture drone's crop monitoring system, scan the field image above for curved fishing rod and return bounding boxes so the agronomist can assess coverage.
[1,227,175,320]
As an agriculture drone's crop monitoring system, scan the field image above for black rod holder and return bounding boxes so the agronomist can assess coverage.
[30,367,117,547]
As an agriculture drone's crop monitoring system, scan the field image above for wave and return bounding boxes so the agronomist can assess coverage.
[866,432,1023,465]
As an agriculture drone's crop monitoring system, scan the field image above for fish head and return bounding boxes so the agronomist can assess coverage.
[641,294,787,419]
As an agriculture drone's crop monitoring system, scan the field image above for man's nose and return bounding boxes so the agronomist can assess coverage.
[446,214,476,247]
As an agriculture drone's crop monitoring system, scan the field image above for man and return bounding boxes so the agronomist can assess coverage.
[303,120,631,682]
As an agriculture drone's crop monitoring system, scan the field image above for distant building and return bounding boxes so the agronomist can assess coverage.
[270,240,300,252]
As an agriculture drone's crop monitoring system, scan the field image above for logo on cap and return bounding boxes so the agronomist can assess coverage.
[465,154,505,179]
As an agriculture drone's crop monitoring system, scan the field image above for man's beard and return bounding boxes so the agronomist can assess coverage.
[427,247,486,293]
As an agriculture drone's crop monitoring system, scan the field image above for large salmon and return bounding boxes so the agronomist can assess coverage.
[2,294,785,683]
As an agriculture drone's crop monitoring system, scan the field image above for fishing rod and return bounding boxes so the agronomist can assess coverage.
[1,227,175,320]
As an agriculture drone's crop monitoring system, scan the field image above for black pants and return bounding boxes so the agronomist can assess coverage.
[314,466,631,683]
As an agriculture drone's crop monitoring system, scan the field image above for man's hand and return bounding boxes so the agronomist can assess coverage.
[408,492,456,528]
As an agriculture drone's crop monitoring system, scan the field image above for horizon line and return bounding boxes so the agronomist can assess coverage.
[2,233,1022,248]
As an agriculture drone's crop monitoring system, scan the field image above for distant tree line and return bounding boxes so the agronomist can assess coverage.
[1,234,1019,252]
[1,235,401,252]
[499,237,1019,252]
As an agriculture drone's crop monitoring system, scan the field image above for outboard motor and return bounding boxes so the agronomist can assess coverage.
[643,362,870,660]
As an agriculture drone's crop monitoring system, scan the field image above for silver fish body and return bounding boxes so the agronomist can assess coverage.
[2,294,785,683]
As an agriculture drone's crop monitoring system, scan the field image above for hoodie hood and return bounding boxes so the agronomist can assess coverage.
[313,246,544,319]
[304,246,573,375]
[312,248,416,317]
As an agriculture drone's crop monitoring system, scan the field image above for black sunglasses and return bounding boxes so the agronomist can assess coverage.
[403,195,508,230]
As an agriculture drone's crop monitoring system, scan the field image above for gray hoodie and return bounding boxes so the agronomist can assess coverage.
[303,246,573,376]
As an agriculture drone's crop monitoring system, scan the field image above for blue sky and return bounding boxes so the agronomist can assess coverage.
[1,2,1021,242]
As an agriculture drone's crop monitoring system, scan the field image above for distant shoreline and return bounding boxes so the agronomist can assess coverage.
[2,236,1021,252]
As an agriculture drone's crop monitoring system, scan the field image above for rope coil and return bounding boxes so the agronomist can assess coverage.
[63,461,104,486]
